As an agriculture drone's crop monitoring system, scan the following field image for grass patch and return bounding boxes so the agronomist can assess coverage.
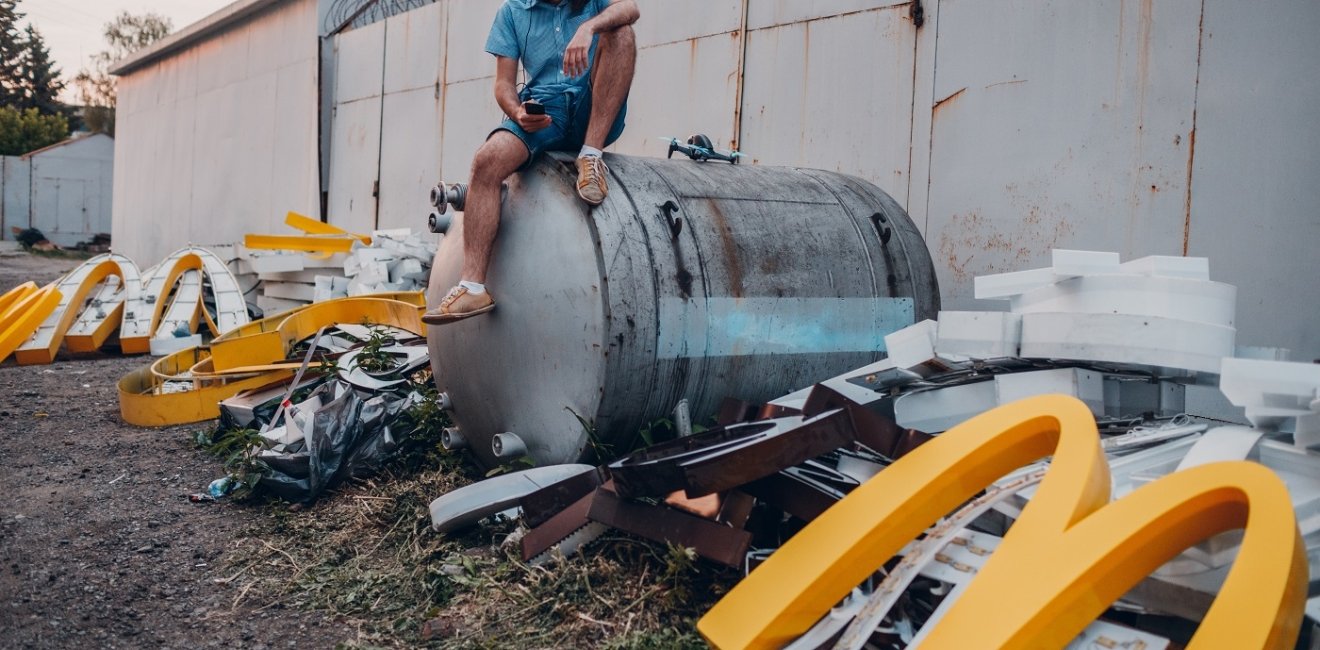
[214,391,735,648]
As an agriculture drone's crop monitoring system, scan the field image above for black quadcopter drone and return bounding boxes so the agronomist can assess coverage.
[660,134,744,164]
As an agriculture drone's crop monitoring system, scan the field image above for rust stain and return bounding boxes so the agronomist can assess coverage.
[1182,125,1197,255]
[706,201,745,298]
[933,87,966,112]
[938,189,1078,285]
[984,79,1026,90]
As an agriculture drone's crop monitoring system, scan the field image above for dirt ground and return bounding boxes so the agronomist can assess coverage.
[0,252,722,649]
[0,253,356,649]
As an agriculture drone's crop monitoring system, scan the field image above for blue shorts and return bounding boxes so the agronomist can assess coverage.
[491,90,627,170]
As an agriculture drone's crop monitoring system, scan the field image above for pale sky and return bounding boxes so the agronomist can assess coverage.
[21,0,235,103]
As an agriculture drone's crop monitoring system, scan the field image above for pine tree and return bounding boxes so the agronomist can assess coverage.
[0,0,24,107]
[18,24,62,115]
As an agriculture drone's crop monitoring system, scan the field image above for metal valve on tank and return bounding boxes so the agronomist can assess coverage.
[441,427,466,451]
[491,432,527,459]
[427,182,465,234]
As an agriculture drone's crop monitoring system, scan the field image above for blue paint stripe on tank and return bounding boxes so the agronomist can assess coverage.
[655,297,915,359]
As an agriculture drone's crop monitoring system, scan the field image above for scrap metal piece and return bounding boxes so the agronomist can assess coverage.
[519,466,606,528]
[608,408,854,499]
[428,464,597,534]
[743,461,859,523]
[0,283,61,364]
[586,486,752,568]
[521,488,600,564]
[15,254,139,364]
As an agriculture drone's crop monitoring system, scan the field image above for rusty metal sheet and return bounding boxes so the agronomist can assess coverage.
[746,0,911,30]
[586,486,752,568]
[520,487,599,563]
[608,408,854,499]
[738,6,916,203]
[519,465,607,529]
[919,0,1202,313]
[743,460,860,523]
[1186,0,1320,363]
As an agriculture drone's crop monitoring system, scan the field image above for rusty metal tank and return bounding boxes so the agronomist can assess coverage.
[426,152,939,467]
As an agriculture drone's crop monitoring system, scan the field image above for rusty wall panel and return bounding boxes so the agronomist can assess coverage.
[919,0,1201,309]
[438,76,499,183]
[739,6,916,204]
[633,0,741,47]
[608,33,741,158]
[1187,0,1320,361]
[443,0,503,84]
[378,87,443,231]
[111,0,320,265]
[334,20,385,103]
[383,2,444,94]
[747,0,910,30]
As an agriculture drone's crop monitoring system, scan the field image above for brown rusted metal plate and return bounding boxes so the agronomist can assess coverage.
[586,486,752,568]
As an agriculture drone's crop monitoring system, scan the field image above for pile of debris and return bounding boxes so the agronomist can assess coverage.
[425,250,1320,648]
[204,323,433,503]
[0,212,436,366]
[242,212,435,317]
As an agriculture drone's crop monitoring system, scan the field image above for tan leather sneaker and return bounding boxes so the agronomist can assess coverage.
[422,285,495,325]
[576,155,609,206]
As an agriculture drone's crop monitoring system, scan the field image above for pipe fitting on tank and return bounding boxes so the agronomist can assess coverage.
[491,432,527,459]
[435,391,452,411]
[429,182,467,214]
[441,427,466,451]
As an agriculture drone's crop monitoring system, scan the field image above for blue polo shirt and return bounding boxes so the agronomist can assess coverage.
[485,0,610,103]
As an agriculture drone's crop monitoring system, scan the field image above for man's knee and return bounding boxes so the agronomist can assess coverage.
[598,24,635,53]
[471,134,526,184]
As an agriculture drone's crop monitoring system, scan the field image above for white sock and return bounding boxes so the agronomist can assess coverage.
[459,280,486,294]
[579,146,602,159]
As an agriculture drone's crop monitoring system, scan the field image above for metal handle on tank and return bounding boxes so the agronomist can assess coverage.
[441,427,467,451]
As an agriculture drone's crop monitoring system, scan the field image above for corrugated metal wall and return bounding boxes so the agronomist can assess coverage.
[114,0,1320,360]
[111,0,320,264]
[2,135,114,246]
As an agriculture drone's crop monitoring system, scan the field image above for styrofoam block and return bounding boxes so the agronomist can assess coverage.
[884,319,938,369]
[234,273,260,294]
[263,281,317,302]
[1052,249,1121,276]
[355,248,397,264]
[1020,312,1235,375]
[1233,346,1293,361]
[313,276,335,303]
[1119,255,1209,281]
[995,368,1104,415]
[1219,358,1320,432]
[391,258,424,283]
[257,294,308,316]
[936,311,1021,358]
[894,380,997,433]
[356,260,390,285]
[372,228,412,239]
[258,269,345,283]
[1008,275,1236,328]
[1103,377,1186,418]
[205,244,239,262]
[301,253,350,269]
[974,267,1061,300]
[247,254,305,274]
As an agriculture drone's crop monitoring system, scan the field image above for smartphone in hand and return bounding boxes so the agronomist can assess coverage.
[523,101,545,116]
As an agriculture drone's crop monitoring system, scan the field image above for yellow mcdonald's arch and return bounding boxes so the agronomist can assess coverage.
[698,395,1307,650]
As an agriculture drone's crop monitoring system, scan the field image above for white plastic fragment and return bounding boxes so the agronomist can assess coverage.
[1019,312,1234,375]
[1007,275,1236,328]
[1051,249,1121,276]
[883,319,938,370]
[1219,357,1320,443]
[1118,255,1210,281]
[973,267,1061,300]
[935,311,1021,359]
[995,368,1105,416]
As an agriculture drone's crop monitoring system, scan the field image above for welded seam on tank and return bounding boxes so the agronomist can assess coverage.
[795,169,881,308]
[602,158,667,435]
[651,165,716,411]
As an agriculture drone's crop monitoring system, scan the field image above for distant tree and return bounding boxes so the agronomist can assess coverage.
[17,25,62,114]
[0,0,24,107]
[0,105,67,155]
[73,11,172,135]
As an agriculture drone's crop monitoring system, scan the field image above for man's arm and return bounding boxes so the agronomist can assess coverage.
[494,56,552,133]
[563,0,640,77]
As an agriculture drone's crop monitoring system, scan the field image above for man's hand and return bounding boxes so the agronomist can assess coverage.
[515,104,553,133]
[563,24,593,77]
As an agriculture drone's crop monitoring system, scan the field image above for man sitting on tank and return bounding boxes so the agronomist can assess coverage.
[423,0,639,325]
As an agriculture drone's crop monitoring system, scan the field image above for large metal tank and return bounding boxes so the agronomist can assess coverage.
[427,153,939,467]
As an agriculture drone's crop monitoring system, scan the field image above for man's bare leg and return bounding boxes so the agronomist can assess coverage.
[461,131,529,284]
[583,24,636,150]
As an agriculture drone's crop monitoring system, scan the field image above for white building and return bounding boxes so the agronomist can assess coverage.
[110,0,1320,361]
[1,132,114,247]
